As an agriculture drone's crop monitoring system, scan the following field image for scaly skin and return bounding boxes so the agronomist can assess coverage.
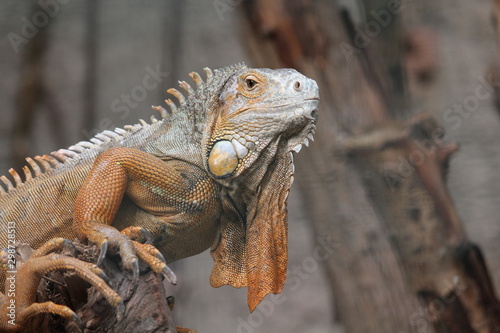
[0,63,319,330]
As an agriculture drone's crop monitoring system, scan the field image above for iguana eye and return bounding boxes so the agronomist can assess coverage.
[238,72,266,98]
[244,77,258,90]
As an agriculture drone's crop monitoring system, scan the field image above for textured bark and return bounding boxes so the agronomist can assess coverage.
[241,0,500,332]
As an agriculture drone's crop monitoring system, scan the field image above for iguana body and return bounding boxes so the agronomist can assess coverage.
[0,64,319,330]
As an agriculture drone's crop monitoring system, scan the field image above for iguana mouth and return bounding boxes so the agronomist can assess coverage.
[228,99,319,116]
[289,104,318,154]
[290,125,316,154]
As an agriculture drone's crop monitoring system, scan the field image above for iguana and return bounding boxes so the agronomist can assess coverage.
[0,63,319,331]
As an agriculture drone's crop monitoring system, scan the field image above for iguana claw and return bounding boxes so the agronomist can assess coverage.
[156,251,167,264]
[139,228,154,244]
[97,269,111,283]
[116,300,125,321]
[60,238,77,257]
[131,257,140,284]
[71,312,84,332]
[162,265,177,285]
[154,251,177,284]
[97,241,109,266]
[96,239,140,291]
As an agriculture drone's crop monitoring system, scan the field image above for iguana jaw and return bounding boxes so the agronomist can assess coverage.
[287,97,319,154]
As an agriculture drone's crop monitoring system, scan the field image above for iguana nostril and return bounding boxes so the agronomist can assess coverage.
[293,81,302,92]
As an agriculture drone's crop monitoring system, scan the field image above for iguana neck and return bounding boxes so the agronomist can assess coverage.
[218,136,290,215]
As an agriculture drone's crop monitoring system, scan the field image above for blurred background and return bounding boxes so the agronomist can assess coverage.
[1,0,500,332]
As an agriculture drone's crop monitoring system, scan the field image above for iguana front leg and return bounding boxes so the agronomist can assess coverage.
[73,146,220,283]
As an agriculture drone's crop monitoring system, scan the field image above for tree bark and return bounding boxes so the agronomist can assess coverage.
[240,0,500,332]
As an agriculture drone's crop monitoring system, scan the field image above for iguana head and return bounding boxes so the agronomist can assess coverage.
[204,67,319,179]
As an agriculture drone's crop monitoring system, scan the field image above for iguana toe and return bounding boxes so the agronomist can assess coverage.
[131,241,177,284]
[92,225,141,285]
[15,301,83,331]
[121,226,154,244]
[30,237,76,259]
